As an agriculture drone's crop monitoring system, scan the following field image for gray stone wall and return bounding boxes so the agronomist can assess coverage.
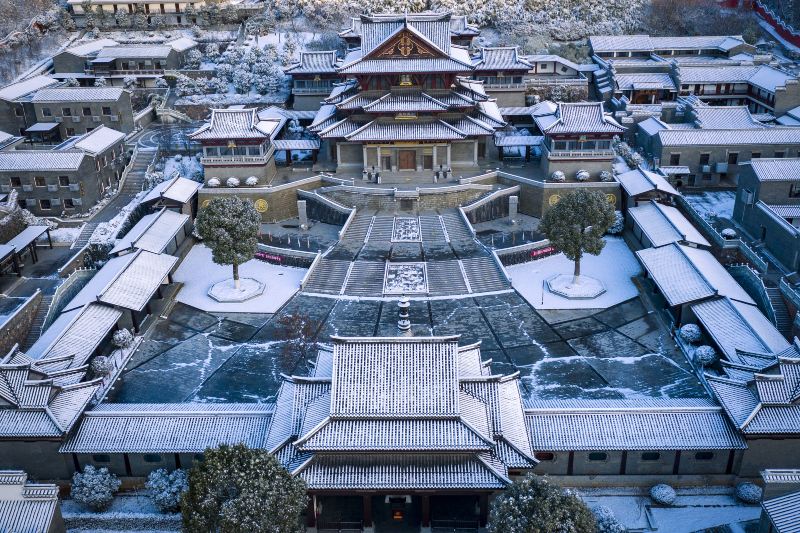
[0,291,42,357]
[32,92,135,136]
[739,439,800,478]
[199,176,324,223]
[486,88,526,108]
[0,440,74,480]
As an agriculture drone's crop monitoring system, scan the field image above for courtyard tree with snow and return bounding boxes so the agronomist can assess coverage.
[181,443,307,533]
[488,474,596,532]
[196,196,261,291]
[540,189,615,285]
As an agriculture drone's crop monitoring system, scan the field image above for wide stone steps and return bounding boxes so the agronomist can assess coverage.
[342,213,373,243]
[420,214,447,242]
[461,256,509,293]
[303,259,350,294]
[21,294,53,351]
[366,216,394,242]
[440,212,473,242]
[427,260,469,296]
[343,261,386,296]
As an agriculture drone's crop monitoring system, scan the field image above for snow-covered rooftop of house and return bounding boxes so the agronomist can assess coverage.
[189,108,279,140]
[0,76,59,102]
[0,471,59,533]
[94,45,173,60]
[166,36,197,52]
[761,490,800,532]
[357,12,453,55]
[97,250,178,312]
[614,72,676,91]
[524,402,745,450]
[589,34,747,54]
[636,243,755,307]
[525,54,594,72]
[58,253,136,315]
[73,125,125,155]
[0,151,84,171]
[629,200,710,248]
[692,297,790,362]
[26,303,122,371]
[0,348,101,438]
[60,403,274,453]
[638,117,670,136]
[63,38,118,57]
[473,47,532,71]
[110,208,189,256]
[678,64,795,92]
[748,158,800,181]
[535,102,624,134]
[657,127,800,147]
[691,106,765,129]
[141,175,201,205]
[616,167,679,197]
[31,87,124,103]
[284,50,339,74]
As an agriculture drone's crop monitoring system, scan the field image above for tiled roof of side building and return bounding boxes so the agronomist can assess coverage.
[189,108,279,140]
[345,119,469,142]
[589,35,654,53]
[535,102,624,134]
[60,403,274,453]
[97,250,178,312]
[691,106,765,129]
[628,200,710,248]
[0,471,59,533]
[0,76,59,102]
[748,158,800,181]
[473,47,532,71]
[691,298,790,363]
[678,64,795,92]
[761,491,800,533]
[614,72,676,91]
[636,243,754,307]
[657,128,800,146]
[94,45,173,59]
[524,404,746,450]
[73,125,125,155]
[63,38,119,57]
[141,175,201,205]
[284,50,339,74]
[31,87,125,103]
[615,167,679,197]
[0,151,84,171]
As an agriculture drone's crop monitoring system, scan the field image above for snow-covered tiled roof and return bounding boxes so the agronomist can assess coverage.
[614,72,676,92]
[657,128,800,147]
[63,38,119,57]
[110,208,189,255]
[95,45,173,60]
[73,125,125,155]
[295,453,509,490]
[628,201,710,248]
[362,91,449,113]
[344,119,468,142]
[678,64,795,93]
[590,34,747,54]
[692,298,790,362]
[524,404,745,450]
[60,403,274,453]
[284,50,339,74]
[28,303,122,371]
[316,118,363,138]
[31,87,124,103]
[691,106,765,130]
[98,250,178,311]
[636,244,754,307]
[589,34,654,53]
[189,108,278,140]
[749,158,800,182]
[358,12,453,55]
[0,76,59,102]
[768,205,800,219]
[473,47,532,71]
[166,37,197,52]
[141,176,201,205]
[272,139,321,151]
[0,151,84,171]
[338,57,473,74]
[616,167,679,197]
[0,471,59,533]
[535,102,625,134]
[761,491,800,533]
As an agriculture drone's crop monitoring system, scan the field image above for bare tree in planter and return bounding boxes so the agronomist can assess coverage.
[539,188,615,283]
[196,196,260,289]
[277,313,320,372]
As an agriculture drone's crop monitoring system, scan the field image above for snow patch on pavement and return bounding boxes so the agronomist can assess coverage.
[173,244,306,313]
[508,237,641,310]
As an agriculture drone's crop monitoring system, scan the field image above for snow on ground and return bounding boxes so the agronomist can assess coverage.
[42,226,82,245]
[580,488,761,533]
[162,155,202,181]
[683,191,736,221]
[508,237,641,310]
[173,244,306,313]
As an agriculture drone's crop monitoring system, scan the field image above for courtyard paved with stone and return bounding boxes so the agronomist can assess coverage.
[106,289,707,404]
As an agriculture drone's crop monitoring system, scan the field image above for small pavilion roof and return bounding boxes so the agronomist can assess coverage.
[110,208,189,256]
[616,167,679,197]
[141,176,201,205]
[473,47,532,71]
[628,200,710,248]
[189,108,280,140]
[535,102,624,134]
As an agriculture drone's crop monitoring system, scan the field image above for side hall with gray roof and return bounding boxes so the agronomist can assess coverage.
[0,471,63,533]
[733,159,800,273]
